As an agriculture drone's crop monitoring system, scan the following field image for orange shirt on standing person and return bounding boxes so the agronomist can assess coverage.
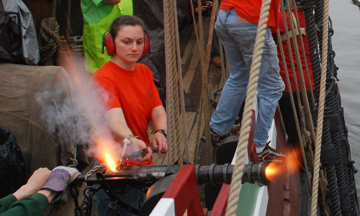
[220,0,281,33]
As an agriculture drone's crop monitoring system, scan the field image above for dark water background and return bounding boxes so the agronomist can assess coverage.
[330,0,360,198]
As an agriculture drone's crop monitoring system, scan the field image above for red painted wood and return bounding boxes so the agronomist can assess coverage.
[266,110,301,216]
[162,165,205,216]
[210,184,231,216]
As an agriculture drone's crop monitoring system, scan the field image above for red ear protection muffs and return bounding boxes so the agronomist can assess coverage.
[102,32,150,56]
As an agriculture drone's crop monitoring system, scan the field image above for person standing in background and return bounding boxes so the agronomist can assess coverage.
[209,0,285,161]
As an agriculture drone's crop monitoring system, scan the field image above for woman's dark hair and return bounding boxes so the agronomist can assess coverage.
[109,15,146,39]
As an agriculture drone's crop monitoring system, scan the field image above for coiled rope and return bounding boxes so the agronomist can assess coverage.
[310,0,329,214]
[38,0,61,65]
[225,0,271,214]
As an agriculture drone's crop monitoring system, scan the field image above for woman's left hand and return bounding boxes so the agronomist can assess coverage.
[152,132,168,154]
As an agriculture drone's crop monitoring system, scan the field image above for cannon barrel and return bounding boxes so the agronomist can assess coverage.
[196,161,270,186]
[75,162,272,186]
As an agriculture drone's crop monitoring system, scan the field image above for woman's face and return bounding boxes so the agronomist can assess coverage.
[114,25,145,65]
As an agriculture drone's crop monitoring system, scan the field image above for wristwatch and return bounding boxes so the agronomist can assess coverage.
[154,129,167,138]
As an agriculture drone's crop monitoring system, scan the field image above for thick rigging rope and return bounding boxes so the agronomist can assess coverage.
[172,0,190,162]
[199,0,219,164]
[276,17,311,187]
[188,0,208,163]
[279,2,329,213]
[188,0,218,164]
[225,0,271,214]
[290,3,316,107]
[164,0,182,166]
[279,0,314,189]
[284,0,316,147]
[310,0,329,214]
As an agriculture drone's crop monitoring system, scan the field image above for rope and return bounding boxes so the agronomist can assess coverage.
[282,1,328,213]
[164,0,176,165]
[291,3,316,107]
[310,0,329,214]
[277,26,311,186]
[38,0,61,65]
[284,0,316,146]
[51,0,56,17]
[164,0,187,167]
[38,17,61,65]
[188,0,204,164]
[200,0,219,164]
[225,0,271,214]
[172,0,189,163]
[189,0,216,164]
[279,0,312,188]
[196,0,212,163]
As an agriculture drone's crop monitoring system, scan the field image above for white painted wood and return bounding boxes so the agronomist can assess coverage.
[253,185,269,216]
[150,198,176,216]
[268,120,277,149]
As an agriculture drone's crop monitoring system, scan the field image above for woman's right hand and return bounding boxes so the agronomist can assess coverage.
[129,137,152,161]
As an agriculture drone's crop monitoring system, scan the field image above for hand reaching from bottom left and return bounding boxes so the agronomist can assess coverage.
[41,166,80,193]
[13,167,51,200]
[39,166,80,203]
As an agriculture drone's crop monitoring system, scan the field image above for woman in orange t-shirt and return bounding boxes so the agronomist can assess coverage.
[91,15,167,216]
[92,15,167,166]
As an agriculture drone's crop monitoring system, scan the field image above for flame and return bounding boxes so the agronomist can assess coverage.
[264,145,302,182]
[265,162,281,181]
[286,145,302,176]
[95,137,122,172]
[104,152,117,172]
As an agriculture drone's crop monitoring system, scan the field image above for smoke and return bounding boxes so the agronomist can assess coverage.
[35,51,121,160]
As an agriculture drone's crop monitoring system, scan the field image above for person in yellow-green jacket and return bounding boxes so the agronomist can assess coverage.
[81,0,133,74]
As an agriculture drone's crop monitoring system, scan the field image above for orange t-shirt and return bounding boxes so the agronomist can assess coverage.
[220,0,281,33]
[92,61,163,165]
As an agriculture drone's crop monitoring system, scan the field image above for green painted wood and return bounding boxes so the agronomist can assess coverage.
[236,183,260,216]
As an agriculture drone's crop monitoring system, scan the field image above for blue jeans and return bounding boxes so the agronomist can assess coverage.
[92,161,145,216]
[210,9,284,148]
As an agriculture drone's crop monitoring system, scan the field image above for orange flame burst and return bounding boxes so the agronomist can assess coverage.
[265,162,280,181]
[95,137,122,172]
[104,152,117,172]
[264,145,302,182]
